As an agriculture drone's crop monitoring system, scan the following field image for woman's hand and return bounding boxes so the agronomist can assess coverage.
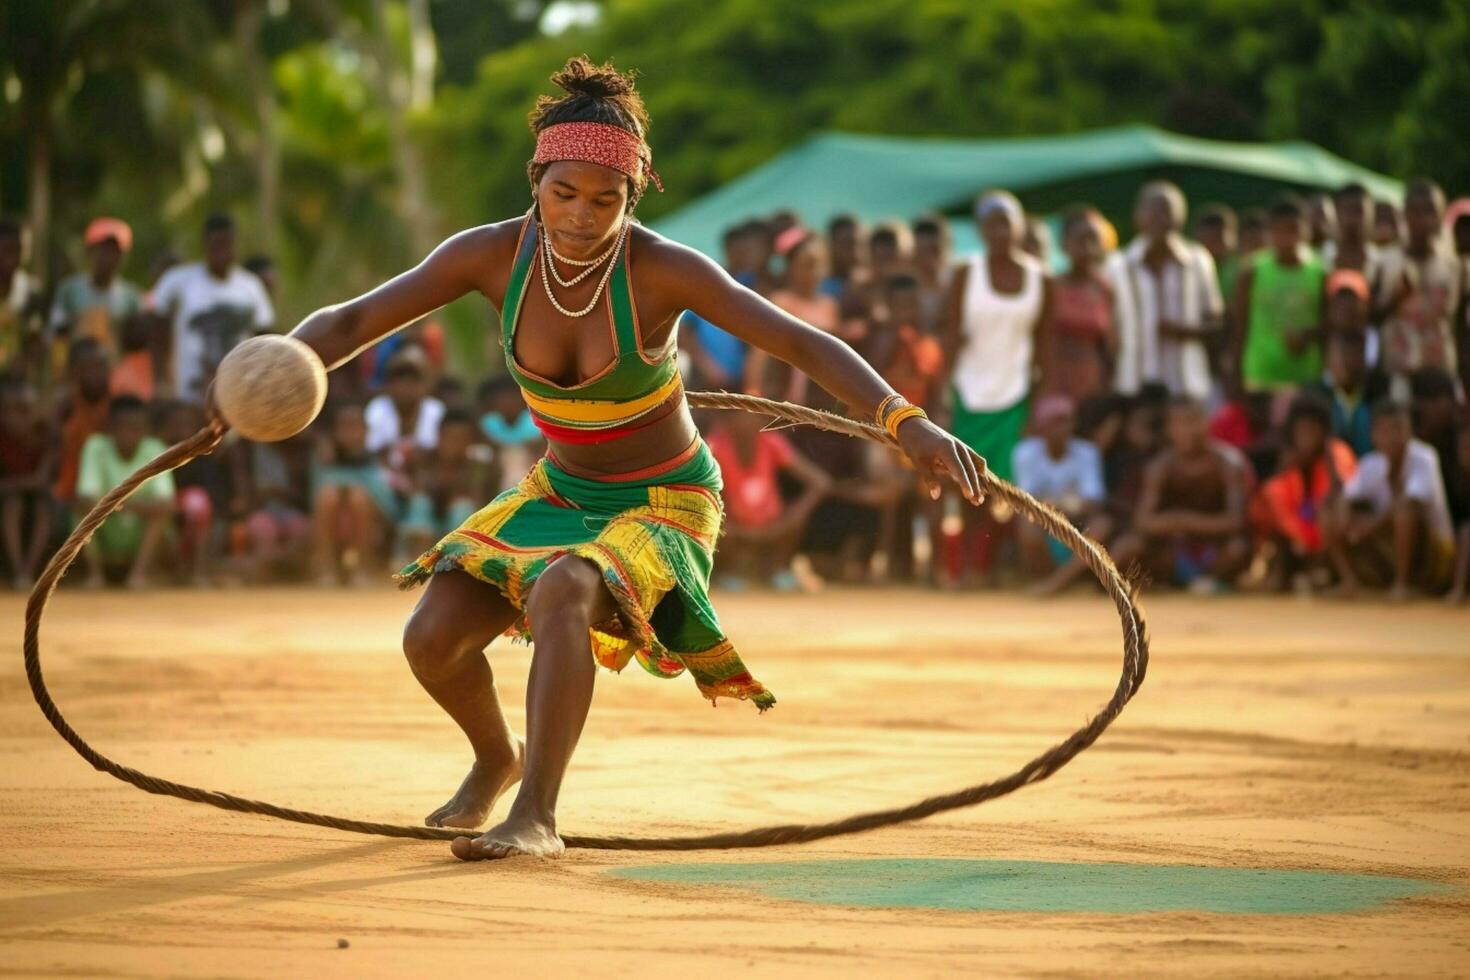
[894,417,986,506]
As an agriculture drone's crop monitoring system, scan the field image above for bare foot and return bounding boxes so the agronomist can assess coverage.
[425,739,525,829]
[450,809,564,861]
[124,571,151,591]
[1388,582,1418,604]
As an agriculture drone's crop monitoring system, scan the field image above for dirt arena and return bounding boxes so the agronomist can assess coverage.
[2,586,1467,977]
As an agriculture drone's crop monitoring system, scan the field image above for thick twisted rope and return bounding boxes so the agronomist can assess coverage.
[23,391,1147,850]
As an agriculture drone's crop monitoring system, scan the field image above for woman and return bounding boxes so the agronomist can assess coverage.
[941,190,1051,583]
[744,231,842,404]
[1040,208,1116,403]
[227,58,983,862]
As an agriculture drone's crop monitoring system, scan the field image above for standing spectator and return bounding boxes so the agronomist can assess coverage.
[1325,183,1399,319]
[0,217,40,381]
[1040,208,1116,404]
[477,374,542,495]
[47,218,142,380]
[749,233,842,404]
[149,213,274,403]
[1113,398,1251,594]
[1238,207,1268,257]
[911,214,955,334]
[75,395,175,589]
[399,409,489,560]
[867,274,945,413]
[943,191,1051,584]
[1118,181,1224,401]
[311,399,394,587]
[680,225,754,392]
[1306,192,1338,252]
[1327,401,1454,600]
[823,213,865,300]
[1232,195,1327,396]
[1373,200,1404,249]
[1381,180,1465,395]
[0,377,55,589]
[707,408,830,592]
[243,254,279,303]
[1193,204,1239,302]
[1012,395,1111,596]
[51,338,114,507]
[1023,216,1054,268]
[1256,393,1356,592]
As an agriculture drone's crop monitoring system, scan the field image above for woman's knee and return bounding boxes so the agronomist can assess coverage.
[402,606,476,679]
[526,555,609,627]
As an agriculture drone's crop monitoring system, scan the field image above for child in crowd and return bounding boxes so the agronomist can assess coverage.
[1327,401,1455,600]
[1310,293,1387,458]
[52,338,114,508]
[1114,398,1251,594]
[1255,394,1356,593]
[0,377,55,589]
[1012,395,1111,596]
[234,435,313,584]
[477,374,543,495]
[400,409,489,560]
[311,399,395,587]
[1232,195,1326,396]
[706,409,830,592]
[160,400,235,586]
[75,395,175,589]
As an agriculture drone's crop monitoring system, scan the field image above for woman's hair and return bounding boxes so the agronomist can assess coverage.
[527,56,652,207]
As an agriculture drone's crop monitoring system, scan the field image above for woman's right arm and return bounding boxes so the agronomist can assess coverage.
[290,224,510,370]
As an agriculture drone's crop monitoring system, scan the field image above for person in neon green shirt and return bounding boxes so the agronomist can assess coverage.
[1232,195,1327,393]
[75,395,175,589]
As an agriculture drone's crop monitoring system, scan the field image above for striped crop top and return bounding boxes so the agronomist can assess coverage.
[501,216,683,445]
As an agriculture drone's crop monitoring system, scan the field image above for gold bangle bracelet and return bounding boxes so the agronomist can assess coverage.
[874,393,905,428]
[884,405,927,439]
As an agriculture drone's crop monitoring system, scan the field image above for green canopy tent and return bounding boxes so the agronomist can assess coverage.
[652,125,1402,259]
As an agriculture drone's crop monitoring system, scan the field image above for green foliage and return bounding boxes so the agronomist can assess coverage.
[2,0,1467,376]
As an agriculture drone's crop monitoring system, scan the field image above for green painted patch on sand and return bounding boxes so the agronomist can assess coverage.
[609,859,1446,914]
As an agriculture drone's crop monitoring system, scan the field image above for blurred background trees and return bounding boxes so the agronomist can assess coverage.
[3,0,1465,369]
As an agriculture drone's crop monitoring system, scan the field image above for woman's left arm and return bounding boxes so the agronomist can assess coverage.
[652,239,985,505]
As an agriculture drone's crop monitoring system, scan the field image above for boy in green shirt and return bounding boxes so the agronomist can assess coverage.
[1232,195,1327,393]
[75,395,175,589]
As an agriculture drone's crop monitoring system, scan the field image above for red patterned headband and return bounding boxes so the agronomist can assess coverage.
[533,121,663,193]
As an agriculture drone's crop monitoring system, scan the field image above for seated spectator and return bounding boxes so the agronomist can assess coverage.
[400,409,488,559]
[312,399,395,587]
[433,375,469,414]
[1102,388,1166,533]
[1209,391,1280,481]
[1255,393,1357,593]
[477,374,543,494]
[367,345,444,505]
[707,409,829,592]
[1325,401,1455,600]
[0,376,55,589]
[1011,395,1111,596]
[159,400,234,586]
[109,313,155,401]
[1232,195,1326,397]
[1114,398,1251,594]
[75,395,175,589]
[234,435,312,584]
[52,338,114,508]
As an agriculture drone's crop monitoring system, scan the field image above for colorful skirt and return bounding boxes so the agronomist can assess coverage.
[394,436,774,711]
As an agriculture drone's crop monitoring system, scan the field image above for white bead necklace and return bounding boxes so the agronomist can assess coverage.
[542,228,617,288]
[537,220,628,318]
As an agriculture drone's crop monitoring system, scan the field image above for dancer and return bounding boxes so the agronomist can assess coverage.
[226,58,984,861]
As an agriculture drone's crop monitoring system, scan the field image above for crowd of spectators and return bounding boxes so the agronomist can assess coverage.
[2,176,1468,602]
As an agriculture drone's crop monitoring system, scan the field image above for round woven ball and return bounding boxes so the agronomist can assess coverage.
[214,335,327,442]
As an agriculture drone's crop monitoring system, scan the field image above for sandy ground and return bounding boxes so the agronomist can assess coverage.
[2,585,1468,978]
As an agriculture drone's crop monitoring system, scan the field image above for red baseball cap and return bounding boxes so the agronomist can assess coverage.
[84,217,133,253]
[1326,268,1369,302]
